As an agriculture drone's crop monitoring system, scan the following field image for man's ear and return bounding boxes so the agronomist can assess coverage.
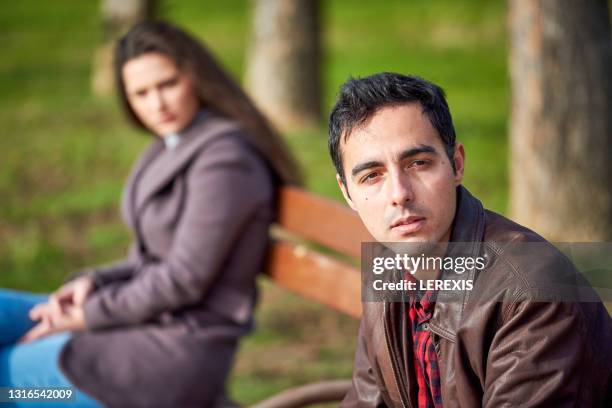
[337,174,357,211]
[453,143,465,185]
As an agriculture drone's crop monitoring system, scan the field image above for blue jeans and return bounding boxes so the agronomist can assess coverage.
[0,289,102,407]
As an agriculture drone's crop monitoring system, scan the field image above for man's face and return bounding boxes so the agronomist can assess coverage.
[337,103,464,244]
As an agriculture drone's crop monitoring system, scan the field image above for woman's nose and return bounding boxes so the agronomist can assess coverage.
[148,89,165,111]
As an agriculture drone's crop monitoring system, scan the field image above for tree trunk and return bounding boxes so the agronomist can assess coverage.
[91,0,156,96]
[508,0,612,240]
[245,0,322,131]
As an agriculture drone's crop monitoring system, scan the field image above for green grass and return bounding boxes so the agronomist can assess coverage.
[0,0,510,405]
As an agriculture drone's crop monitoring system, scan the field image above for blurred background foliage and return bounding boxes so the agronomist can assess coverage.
[0,0,509,404]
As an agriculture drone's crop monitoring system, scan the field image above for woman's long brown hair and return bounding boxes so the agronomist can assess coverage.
[114,20,301,185]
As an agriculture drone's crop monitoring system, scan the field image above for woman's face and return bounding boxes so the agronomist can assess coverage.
[122,52,200,136]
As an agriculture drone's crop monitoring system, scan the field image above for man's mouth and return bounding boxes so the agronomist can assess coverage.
[390,216,426,235]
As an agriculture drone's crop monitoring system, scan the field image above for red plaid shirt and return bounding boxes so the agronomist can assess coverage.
[408,285,443,408]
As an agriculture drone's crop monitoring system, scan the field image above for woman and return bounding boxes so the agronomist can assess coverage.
[0,21,300,407]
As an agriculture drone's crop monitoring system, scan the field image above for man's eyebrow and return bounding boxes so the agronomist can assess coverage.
[351,160,383,177]
[398,144,438,161]
[350,145,439,177]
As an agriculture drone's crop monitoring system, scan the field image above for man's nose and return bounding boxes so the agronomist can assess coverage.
[389,172,414,207]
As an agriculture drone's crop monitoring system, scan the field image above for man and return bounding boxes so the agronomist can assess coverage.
[328,72,611,407]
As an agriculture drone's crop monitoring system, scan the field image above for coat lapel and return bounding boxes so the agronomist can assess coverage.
[132,112,241,216]
[121,139,164,230]
[430,185,486,340]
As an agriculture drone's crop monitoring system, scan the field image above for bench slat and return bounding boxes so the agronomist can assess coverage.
[266,241,362,318]
[276,187,372,259]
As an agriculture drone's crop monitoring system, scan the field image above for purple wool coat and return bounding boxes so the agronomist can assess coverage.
[59,112,275,407]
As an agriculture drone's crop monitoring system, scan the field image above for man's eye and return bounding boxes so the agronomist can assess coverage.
[361,172,380,183]
[135,90,147,97]
[410,160,429,168]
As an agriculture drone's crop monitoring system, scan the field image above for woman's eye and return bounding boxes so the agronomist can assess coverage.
[161,78,178,88]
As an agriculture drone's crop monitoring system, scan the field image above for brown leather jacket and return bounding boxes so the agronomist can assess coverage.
[342,186,612,407]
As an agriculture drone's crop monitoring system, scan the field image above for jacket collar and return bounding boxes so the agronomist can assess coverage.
[121,111,241,225]
[429,185,486,341]
[449,185,486,243]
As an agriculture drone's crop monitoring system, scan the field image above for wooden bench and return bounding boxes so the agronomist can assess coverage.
[251,186,373,408]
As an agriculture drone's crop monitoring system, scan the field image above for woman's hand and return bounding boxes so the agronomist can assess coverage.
[52,275,95,309]
[20,303,86,343]
[32,275,94,321]
[20,276,94,343]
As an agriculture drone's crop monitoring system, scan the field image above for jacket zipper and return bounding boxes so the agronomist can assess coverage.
[383,303,412,408]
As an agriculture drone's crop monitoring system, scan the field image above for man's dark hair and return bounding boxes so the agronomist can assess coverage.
[328,72,457,185]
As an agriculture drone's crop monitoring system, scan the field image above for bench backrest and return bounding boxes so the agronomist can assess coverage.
[265,186,373,318]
